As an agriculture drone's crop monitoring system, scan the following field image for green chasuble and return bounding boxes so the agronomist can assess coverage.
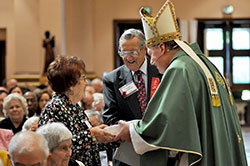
[135,43,247,166]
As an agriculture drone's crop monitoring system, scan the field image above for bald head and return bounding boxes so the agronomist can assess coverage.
[8,131,50,166]
[24,91,38,117]
[91,78,103,93]
[6,79,18,91]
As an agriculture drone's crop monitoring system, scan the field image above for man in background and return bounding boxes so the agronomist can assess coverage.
[0,89,7,120]
[91,78,103,93]
[8,131,50,166]
[23,91,38,117]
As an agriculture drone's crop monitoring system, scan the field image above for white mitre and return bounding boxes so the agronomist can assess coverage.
[139,0,181,47]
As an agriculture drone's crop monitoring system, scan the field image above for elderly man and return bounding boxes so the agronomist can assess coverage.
[6,78,18,92]
[23,91,38,117]
[116,0,247,166]
[92,93,104,113]
[8,131,50,166]
[102,28,161,125]
[0,89,8,120]
[102,28,162,166]
[91,78,103,93]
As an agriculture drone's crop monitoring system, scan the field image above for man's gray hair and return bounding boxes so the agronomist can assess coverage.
[119,28,146,50]
[22,116,39,131]
[92,93,103,107]
[85,110,104,124]
[8,131,50,159]
[36,122,72,152]
[3,93,28,118]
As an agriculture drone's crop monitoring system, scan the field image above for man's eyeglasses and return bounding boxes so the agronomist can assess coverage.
[118,48,143,57]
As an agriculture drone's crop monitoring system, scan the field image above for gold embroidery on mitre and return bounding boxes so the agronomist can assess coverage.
[140,0,181,47]
[146,32,182,47]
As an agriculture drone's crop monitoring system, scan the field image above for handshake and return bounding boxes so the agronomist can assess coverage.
[91,120,136,143]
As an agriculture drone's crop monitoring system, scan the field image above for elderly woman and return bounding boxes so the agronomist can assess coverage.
[37,122,84,166]
[0,93,28,134]
[22,116,39,131]
[91,93,104,113]
[39,56,115,166]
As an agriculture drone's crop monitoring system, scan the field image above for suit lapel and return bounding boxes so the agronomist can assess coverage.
[119,65,142,118]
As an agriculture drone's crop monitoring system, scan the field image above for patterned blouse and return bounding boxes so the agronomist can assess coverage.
[39,93,105,166]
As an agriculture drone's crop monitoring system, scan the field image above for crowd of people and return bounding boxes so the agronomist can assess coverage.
[0,72,112,166]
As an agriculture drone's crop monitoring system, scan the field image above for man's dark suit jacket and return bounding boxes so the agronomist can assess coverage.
[102,57,162,125]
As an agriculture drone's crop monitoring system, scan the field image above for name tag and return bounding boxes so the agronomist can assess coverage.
[119,81,138,98]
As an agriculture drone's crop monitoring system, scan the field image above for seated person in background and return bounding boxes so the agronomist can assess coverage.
[36,122,85,166]
[0,86,7,92]
[8,131,50,166]
[19,86,31,95]
[23,91,38,117]
[4,78,18,92]
[85,110,104,127]
[0,128,13,151]
[92,93,104,113]
[81,91,94,110]
[22,116,39,131]
[0,149,11,166]
[0,93,28,134]
[84,110,111,166]
[85,85,96,94]
[91,78,103,93]
[0,89,8,120]
[37,89,52,115]
[8,85,24,96]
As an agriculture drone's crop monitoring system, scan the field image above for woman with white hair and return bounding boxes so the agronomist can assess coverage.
[22,116,39,131]
[36,122,84,166]
[91,93,104,113]
[0,93,28,134]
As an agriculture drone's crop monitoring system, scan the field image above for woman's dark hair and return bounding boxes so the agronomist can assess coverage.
[8,85,25,95]
[36,89,52,115]
[47,56,86,94]
[37,89,52,102]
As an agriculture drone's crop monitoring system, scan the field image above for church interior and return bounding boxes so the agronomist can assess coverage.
[0,0,250,164]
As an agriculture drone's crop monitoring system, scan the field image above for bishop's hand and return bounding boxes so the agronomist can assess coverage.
[116,120,131,142]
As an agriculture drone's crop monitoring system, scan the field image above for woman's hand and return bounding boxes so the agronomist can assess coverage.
[90,124,116,143]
